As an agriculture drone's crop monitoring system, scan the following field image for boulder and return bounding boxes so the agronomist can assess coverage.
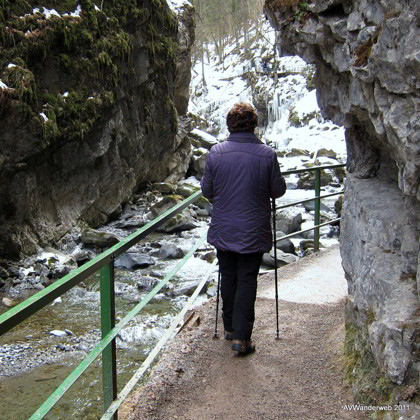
[275,232,297,255]
[71,247,95,265]
[150,195,184,218]
[136,277,160,291]
[275,208,303,234]
[262,249,299,267]
[189,129,219,150]
[315,148,337,159]
[157,213,196,233]
[154,243,186,259]
[81,229,119,248]
[151,182,176,194]
[175,179,201,198]
[300,221,331,239]
[115,253,155,270]
[189,148,209,179]
[166,279,208,297]
[200,251,216,263]
[114,216,146,229]
[296,170,334,189]
[285,148,310,157]
[303,200,333,213]
[2,297,15,307]
[195,196,212,214]
[0,266,9,279]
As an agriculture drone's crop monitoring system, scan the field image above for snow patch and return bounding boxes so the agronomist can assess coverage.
[33,8,60,19]
[167,0,191,13]
[191,129,218,143]
[71,5,82,17]
[37,252,68,265]
[39,113,49,122]
[294,89,318,119]
[19,266,35,277]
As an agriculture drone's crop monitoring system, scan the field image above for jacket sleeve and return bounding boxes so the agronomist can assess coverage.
[270,153,286,199]
[200,153,214,200]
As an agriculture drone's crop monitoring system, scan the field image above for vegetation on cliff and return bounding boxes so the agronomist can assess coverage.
[0,0,179,143]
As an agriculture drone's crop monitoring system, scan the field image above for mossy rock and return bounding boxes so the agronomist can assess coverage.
[316,148,337,159]
[334,195,344,216]
[158,213,196,233]
[344,321,395,405]
[150,195,183,217]
[176,183,200,198]
[333,166,346,182]
[288,109,301,127]
[0,0,178,143]
[286,148,310,157]
[297,170,333,189]
[80,228,119,248]
[151,182,176,194]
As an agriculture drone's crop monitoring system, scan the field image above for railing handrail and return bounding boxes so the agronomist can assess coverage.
[276,163,345,249]
[29,230,209,420]
[0,190,202,336]
[282,162,345,176]
[0,162,346,420]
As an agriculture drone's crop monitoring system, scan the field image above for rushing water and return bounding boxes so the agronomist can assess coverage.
[0,224,215,419]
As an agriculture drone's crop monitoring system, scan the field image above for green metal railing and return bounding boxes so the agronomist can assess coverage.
[278,163,345,250]
[0,190,205,420]
[0,163,345,420]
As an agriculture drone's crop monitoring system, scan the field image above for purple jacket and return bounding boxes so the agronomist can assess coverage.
[201,132,286,254]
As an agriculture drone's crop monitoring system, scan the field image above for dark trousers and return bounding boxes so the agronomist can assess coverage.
[217,250,263,341]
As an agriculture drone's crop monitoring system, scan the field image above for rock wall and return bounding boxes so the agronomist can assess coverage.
[0,1,195,259]
[264,0,419,409]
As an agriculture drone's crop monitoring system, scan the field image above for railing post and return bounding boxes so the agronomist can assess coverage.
[100,257,118,420]
[314,168,321,251]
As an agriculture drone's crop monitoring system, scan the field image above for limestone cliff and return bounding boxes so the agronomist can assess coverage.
[264,0,419,410]
[0,0,195,259]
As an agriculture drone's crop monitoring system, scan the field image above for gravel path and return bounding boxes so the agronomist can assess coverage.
[120,246,365,420]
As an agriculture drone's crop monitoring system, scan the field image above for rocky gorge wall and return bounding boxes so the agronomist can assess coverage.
[264,0,419,411]
[0,0,195,259]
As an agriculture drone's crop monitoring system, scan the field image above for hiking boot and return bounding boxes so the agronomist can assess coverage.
[224,331,234,340]
[231,339,256,354]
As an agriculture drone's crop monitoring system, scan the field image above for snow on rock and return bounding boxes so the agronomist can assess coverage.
[36,252,68,265]
[19,266,35,278]
[39,112,49,122]
[167,0,192,13]
[190,129,219,149]
[71,5,82,17]
[0,80,8,89]
[293,89,318,119]
[33,8,61,19]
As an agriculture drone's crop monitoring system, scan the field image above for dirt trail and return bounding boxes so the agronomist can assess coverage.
[121,246,364,420]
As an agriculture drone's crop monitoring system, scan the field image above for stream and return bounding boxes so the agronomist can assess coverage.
[0,212,215,419]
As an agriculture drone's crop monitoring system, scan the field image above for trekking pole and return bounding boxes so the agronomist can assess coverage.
[272,198,280,340]
[213,268,221,339]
